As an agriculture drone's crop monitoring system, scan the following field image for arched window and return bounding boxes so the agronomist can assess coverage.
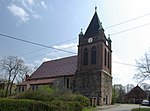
[104,49,107,66]
[91,46,96,64]
[83,48,88,66]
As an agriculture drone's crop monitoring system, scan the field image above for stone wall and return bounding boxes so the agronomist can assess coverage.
[75,69,112,106]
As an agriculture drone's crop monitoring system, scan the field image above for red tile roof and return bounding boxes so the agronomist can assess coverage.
[29,56,77,79]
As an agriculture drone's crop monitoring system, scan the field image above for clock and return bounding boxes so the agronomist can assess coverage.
[88,37,93,43]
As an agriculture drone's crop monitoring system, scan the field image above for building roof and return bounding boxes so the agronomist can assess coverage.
[18,78,55,86]
[84,10,103,37]
[125,85,147,99]
[29,56,77,79]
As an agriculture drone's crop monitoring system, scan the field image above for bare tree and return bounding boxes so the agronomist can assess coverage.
[16,65,31,83]
[0,56,31,97]
[124,84,134,93]
[140,83,150,91]
[134,51,150,83]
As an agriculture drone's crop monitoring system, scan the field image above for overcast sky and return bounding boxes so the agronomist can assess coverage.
[0,0,150,86]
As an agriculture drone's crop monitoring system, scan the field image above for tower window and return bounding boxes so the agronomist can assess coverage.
[104,49,107,66]
[108,52,110,68]
[66,78,70,89]
[83,48,88,66]
[91,46,96,64]
[22,87,24,92]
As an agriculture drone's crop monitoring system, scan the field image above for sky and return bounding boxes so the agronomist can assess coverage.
[0,0,150,86]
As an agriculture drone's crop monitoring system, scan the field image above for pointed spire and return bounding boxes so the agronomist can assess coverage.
[79,28,83,36]
[84,7,104,37]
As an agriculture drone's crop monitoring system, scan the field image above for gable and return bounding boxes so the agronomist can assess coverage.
[125,85,147,99]
[29,56,77,79]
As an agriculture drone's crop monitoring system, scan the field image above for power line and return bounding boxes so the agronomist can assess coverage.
[20,12,150,58]
[1,12,150,58]
[0,33,77,54]
[106,12,150,29]
[113,61,138,67]
[26,44,77,60]
[111,22,150,36]
[0,33,142,68]
[19,37,77,56]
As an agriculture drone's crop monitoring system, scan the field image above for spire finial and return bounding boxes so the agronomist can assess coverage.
[108,34,111,40]
[79,28,83,36]
[95,6,97,12]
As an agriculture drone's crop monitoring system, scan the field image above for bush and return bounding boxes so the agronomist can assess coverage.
[0,98,49,111]
[16,85,55,101]
[57,93,90,107]
[68,101,82,111]
[0,89,5,98]
[49,100,70,111]
[73,94,90,107]
[15,86,90,111]
[48,100,82,111]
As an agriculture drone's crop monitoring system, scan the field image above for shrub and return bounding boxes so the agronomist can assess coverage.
[57,93,90,107]
[68,101,82,111]
[16,85,55,101]
[48,100,83,111]
[0,89,5,98]
[0,98,49,111]
[73,94,90,107]
[49,100,70,111]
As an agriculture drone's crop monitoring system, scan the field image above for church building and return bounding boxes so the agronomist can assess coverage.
[17,8,112,106]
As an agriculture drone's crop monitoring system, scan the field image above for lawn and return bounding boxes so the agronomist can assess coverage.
[82,107,96,111]
[132,108,150,111]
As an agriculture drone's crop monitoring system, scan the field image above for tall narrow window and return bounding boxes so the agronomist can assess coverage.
[22,87,24,92]
[108,52,110,68]
[66,78,70,89]
[83,48,88,66]
[18,86,21,93]
[91,46,96,64]
[104,49,107,66]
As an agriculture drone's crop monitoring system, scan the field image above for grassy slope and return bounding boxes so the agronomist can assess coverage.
[132,108,150,111]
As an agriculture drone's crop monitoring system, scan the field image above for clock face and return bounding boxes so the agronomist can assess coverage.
[88,37,93,43]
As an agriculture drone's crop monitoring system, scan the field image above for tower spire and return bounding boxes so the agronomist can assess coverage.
[84,6,104,37]
[95,6,97,12]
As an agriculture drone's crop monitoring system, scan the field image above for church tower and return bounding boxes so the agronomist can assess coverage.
[75,7,112,106]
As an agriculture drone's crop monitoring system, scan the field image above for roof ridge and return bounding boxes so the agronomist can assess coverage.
[44,55,77,63]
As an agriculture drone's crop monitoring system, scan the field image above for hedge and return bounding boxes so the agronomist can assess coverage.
[0,98,49,111]
[0,98,84,111]
[49,100,82,111]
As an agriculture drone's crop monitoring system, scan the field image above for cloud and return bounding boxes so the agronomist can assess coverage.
[33,14,41,19]
[7,4,29,22]
[26,0,34,6]
[32,43,137,86]
[33,43,77,66]
[41,1,47,9]
[53,43,77,49]
[7,0,48,23]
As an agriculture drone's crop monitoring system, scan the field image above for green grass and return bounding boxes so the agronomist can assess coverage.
[132,108,150,111]
[82,107,96,111]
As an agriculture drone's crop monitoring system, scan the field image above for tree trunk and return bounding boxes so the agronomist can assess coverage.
[5,71,11,97]
[9,71,18,96]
